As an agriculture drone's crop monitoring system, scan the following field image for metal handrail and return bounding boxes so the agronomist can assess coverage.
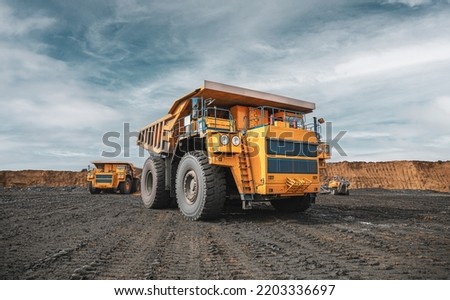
[248,106,306,129]
[172,106,236,139]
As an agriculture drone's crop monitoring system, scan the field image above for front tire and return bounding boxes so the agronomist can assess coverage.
[270,194,312,212]
[88,182,100,194]
[141,156,170,208]
[119,177,132,194]
[176,151,226,220]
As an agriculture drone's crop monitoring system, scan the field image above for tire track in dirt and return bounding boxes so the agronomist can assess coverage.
[220,197,450,280]
[145,216,268,279]
[276,203,450,279]
[325,222,450,279]
[1,191,94,279]
[224,218,345,279]
[146,217,258,280]
[91,212,176,279]
[147,216,203,279]
[279,221,393,279]
[2,188,449,279]
[1,192,156,279]
[22,210,176,280]
[202,224,266,279]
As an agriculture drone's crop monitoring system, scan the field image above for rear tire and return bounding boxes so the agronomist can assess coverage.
[270,194,312,212]
[131,178,140,193]
[119,177,132,194]
[88,182,100,194]
[176,151,226,220]
[141,156,170,208]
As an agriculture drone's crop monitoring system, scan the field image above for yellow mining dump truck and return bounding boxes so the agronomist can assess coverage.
[87,161,141,194]
[137,81,331,220]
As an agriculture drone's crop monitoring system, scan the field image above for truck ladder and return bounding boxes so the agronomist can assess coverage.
[318,158,328,180]
[239,136,255,209]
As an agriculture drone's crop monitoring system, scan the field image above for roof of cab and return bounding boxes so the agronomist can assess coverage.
[90,161,135,167]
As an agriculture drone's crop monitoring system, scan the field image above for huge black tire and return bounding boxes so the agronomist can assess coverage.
[119,177,132,194]
[176,151,226,221]
[270,194,312,212]
[88,182,100,194]
[141,156,170,208]
[131,178,140,193]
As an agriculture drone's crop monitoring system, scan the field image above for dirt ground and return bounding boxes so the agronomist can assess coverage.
[1,187,449,280]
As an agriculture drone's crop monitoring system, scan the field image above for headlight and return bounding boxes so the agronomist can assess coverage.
[231,135,240,146]
[318,145,323,154]
[220,135,229,145]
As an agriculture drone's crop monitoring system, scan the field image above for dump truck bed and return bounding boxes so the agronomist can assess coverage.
[90,161,141,176]
[169,80,315,114]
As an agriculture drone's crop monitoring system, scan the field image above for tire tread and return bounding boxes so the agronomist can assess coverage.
[142,157,170,208]
[176,151,226,220]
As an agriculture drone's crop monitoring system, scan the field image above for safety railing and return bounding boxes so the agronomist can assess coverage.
[173,106,236,139]
[201,107,236,132]
[248,106,305,129]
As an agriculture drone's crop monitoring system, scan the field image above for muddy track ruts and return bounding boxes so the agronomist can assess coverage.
[1,188,449,279]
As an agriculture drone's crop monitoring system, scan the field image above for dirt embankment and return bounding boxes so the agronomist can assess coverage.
[327,161,450,193]
[1,161,449,192]
[0,170,87,188]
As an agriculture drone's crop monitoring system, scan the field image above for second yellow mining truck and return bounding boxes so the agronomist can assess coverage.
[137,81,331,220]
[87,161,141,194]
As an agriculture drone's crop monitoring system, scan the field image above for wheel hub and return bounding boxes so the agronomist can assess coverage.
[183,170,198,204]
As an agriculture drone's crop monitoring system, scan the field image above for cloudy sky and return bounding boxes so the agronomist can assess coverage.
[1,0,449,170]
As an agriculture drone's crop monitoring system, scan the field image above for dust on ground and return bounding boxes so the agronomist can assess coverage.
[1,187,449,279]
